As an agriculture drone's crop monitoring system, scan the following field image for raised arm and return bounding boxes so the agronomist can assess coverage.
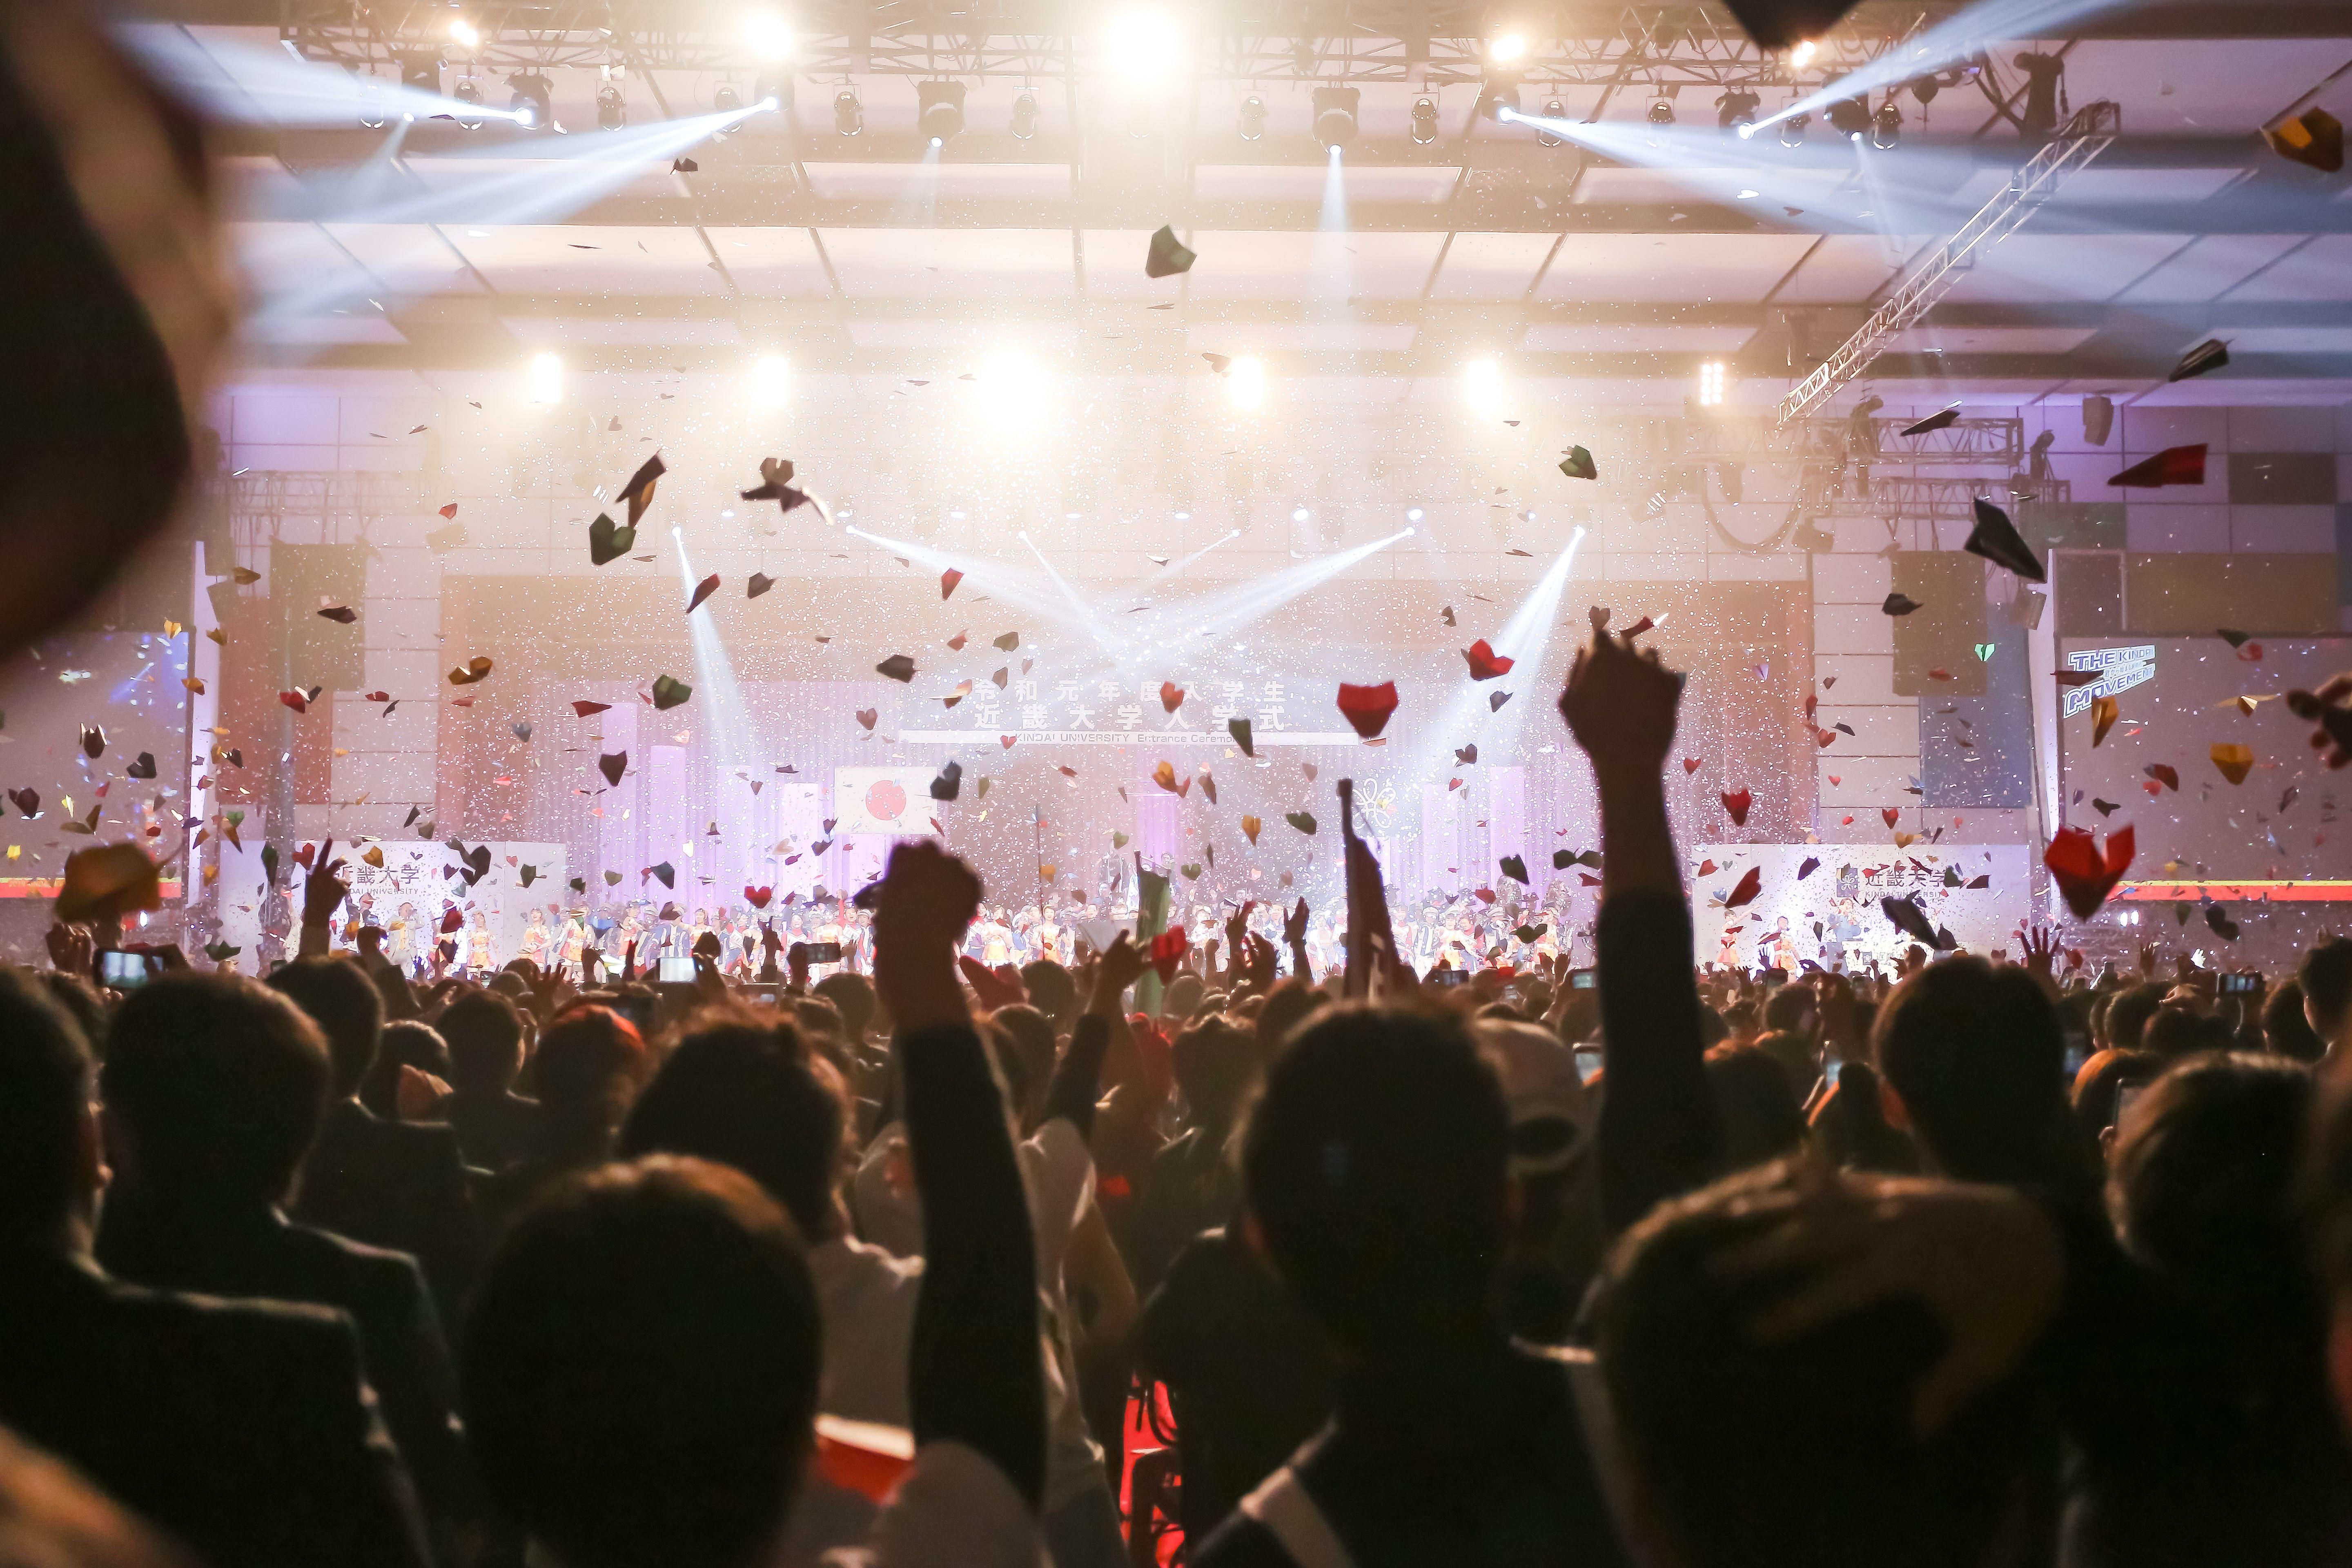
[1559,630,1720,1235]
[1047,932,1147,1142]
[873,842,1045,1511]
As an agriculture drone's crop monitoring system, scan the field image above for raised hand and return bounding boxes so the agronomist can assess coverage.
[301,838,350,927]
[1559,630,1685,785]
[874,840,983,1033]
[1090,929,1149,1014]
[2137,942,2158,980]
[2017,924,2058,977]
[45,921,92,978]
[2285,674,2352,769]
[1244,931,1278,993]
[1283,897,1309,947]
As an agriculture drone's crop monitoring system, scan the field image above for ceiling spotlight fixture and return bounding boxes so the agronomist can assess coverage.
[1106,9,1183,81]
[1011,89,1038,138]
[1646,93,1675,126]
[1238,93,1267,140]
[1871,96,1902,148]
[1824,94,1871,138]
[1717,87,1759,134]
[1312,84,1359,150]
[1696,359,1726,407]
[1910,74,1940,105]
[1410,94,1438,143]
[751,72,791,112]
[918,79,965,146]
[1535,97,1565,146]
[398,52,441,94]
[1787,38,1817,70]
[447,16,480,49]
[596,78,626,131]
[1478,73,1519,122]
[1228,356,1266,410]
[357,71,387,129]
[714,82,742,114]
[1488,32,1528,63]
[834,88,862,136]
[1777,110,1808,147]
[506,72,552,130]
[452,76,485,129]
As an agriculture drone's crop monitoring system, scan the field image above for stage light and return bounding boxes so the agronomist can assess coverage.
[1910,74,1940,105]
[1646,94,1675,126]
[1313,85,1359,150]
[399,52,441,94]
[1717,88,1759,134]
[1536,98,1565,147]
[358,73,387,129]
[1011,89,1038,138]
[1787,39,1816,69]
[980,352,1046,426]
[918,80,966,145]
[1406,506,1424,521]
[507,72,552,129]
[1228,355,1265,410]
[715,83,742,114]
[1107,9,1182,80]
[1777,110,1808,147]
[1410,94,1439,143]
[752,73,791,112]
[834,89,863,135]
[1696,359,1726,407]
[1824,95,1871,138]
[745,11,793,60]
[1871,98,1901,149]
[751,355,789,408]
[528,352,563,405]
[1464,356,1503,416]
[1488,33,1528,63]
[452,77,485,129]
[596,80,626,131]
[1479,75,1520,121]
[1238,94,1266,140]
[1290,507,1310,523]
[448,17,480,49]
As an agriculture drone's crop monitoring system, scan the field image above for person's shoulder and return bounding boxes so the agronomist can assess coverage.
[830,1439,1043,1568]
[98,1267,362,1373]
[281,1218,433,1300]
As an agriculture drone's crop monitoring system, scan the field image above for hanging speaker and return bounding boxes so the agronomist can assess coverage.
[2081,394,2114,447]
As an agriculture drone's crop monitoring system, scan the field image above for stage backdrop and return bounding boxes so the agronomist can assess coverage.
[216,825,562,968]
[1687,842,2031,969]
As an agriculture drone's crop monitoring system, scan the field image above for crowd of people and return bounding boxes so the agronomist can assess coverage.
[7,636,2352,1568]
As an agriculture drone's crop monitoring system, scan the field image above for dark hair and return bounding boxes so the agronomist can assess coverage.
[0,967,95,1243]
[2265,980,2326,1064]
[789,995,843,1044]
[1808,1059,1918,1175]
[461,1157,820,1568]
[1751,1029,1821,1102]
[2072,1047,2163,1143]
[1762,984,1816,1036]
[617,1019,844,1242]
[35,971,108,1062]
[1873,957,2087,1190]
[1703,1044,1810,1172]
[2113,1056,2316,1321]
[1600,1161,2037,1568]
[810,973,874,1042]
[2103,984,2169,1060]
[360,1020,455,1119]
[532,1006,648,1157]
[100,973,330,1209]
[266,956,383,1097]
[1252,978,1325,1059]
[2299,938,2352,1041]
[1018,960,1076,1026]
[440,991,525,1095]
[1242,1004,1506,1353]
[987,1005,1056,1124]
[1172,1015,1259,1129]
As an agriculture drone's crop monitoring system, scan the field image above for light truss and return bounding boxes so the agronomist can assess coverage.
[1775,98,2123,425]
[1675,414,2025,468]
[278,0,1963,83]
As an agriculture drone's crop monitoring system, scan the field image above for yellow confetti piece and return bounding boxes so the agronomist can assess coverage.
[2091,695,2118,746]
[163,620,182,637]
[2210,743,2254,786]
[183,676,205,695]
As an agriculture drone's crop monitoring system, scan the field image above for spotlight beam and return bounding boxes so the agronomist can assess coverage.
[1135,529,1242,590]
[119,24,530,127]
[843,525,1096,640]
[1410,529,1586,780]
[1149,528,1411,650]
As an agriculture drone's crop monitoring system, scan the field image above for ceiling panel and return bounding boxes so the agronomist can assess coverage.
[2209,326,2352,353]
[1533,230,1816,303]
[1427,230,1556,300]
[801,162,1072,200]
[239,316,408,345]
[227,220,375,305]
[1884,325,2100,354]
[1767,233,1929,303]
[325,222,485,296]
[1182,229,1447,298]
[2221,236,2352,302]
[1947,166,2243,208]
[2051,40,2352,136]
[504,316,742,345]
[1934,232,2194,303]
[1192,164,1460,202]
[399,156,678,200]
[817,227,1074,296]
[2113,233,2308,303]
[441,224,727,296]
[1185,324,1417,352]
[1521,322,1757,352]
[707,227,834,296]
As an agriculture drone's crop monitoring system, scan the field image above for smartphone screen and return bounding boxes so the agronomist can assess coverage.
[99,950,152,990]
[1573,1047,1604,1084]
[1568,967,1597,991]
[1426,967,1470,988]
[2220,972,2261,995]
[2113,1080,2150,1127]
[610,994,658,1035]
[804,940,844,963]
[657,955,697,984]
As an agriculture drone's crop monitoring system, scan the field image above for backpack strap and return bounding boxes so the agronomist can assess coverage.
[1238,1464,1357,1568]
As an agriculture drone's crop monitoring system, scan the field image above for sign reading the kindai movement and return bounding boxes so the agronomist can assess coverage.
[1686,843,2030,973]
[832,768,948,837]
